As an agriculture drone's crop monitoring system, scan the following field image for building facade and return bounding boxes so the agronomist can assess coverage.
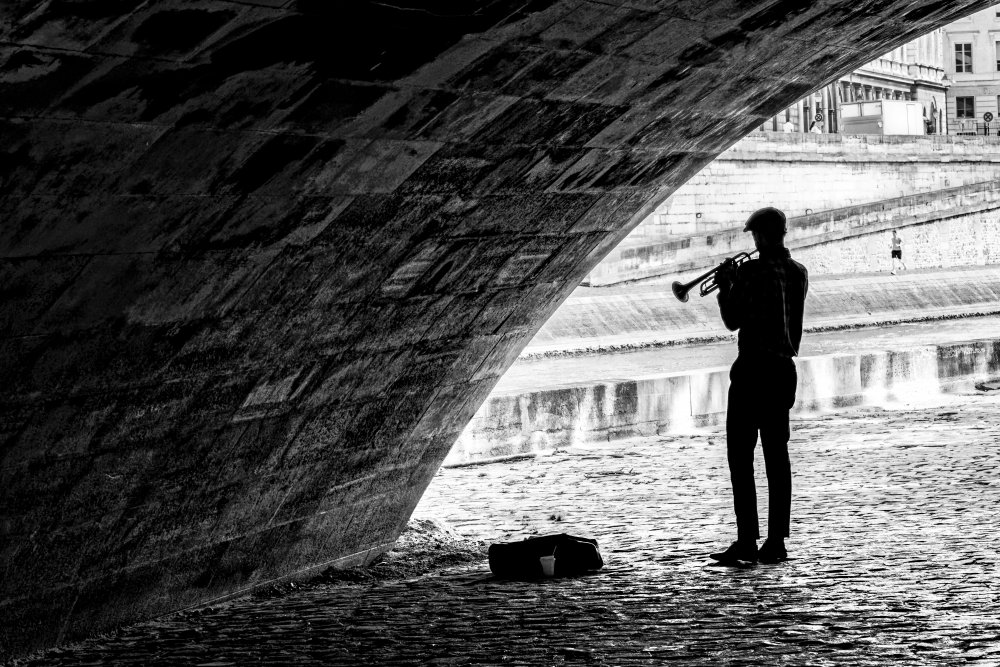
[764,29,948,134]
[942,4,1000,134]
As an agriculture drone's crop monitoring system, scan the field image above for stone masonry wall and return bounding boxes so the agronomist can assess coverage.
[527,264,1000,355]
[448,338,1000,464]
[632,133,1000,240]
[587,179,1000,284]
[796,208,1000,274]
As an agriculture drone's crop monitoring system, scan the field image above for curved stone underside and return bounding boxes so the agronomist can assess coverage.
[0,0,991,658]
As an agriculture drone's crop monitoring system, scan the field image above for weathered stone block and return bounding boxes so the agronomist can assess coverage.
[689,368,729,421]
[0,49,96,116]
[503,48,599,98]
[88,3,245,60]
[637,375,695,431]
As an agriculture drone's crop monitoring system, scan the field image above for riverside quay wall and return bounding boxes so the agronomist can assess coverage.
[448,265,1000,463]
[636,133,1000,239]
[587,134,1000,284]
[526,266,1000,356]
[446,337,1000,465]
[589,180,1000,284]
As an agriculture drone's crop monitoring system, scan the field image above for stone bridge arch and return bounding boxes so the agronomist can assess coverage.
[0,0,992,658]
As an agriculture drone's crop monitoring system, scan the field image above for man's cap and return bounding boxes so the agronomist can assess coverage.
[743,207,787,234]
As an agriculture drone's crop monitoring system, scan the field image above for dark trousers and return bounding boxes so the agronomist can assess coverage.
[726,354,798,541]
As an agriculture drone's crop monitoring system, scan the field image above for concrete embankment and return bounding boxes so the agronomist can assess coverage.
[445,336,1000,466]
[444,265,1000,465]
[587,132,1000,287]
[642,132,1000,240]
[588,179,1000,285]
[525,265,1000,356]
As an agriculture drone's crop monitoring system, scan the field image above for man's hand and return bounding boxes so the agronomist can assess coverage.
[714,258,737,292]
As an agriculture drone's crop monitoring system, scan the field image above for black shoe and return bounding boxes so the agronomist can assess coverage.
[757,539,787,564]
[709,541,757,563]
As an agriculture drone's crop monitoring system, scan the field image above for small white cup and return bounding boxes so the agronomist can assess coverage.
[539,555,556,577]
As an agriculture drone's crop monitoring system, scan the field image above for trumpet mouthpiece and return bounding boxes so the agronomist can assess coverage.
[671,281,690,302]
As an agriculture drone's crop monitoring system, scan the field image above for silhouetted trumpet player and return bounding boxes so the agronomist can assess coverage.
[703,207,809,566]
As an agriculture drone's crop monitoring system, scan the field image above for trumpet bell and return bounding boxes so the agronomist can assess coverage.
[671,280,690,303]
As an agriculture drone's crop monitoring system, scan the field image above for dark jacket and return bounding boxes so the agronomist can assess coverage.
[718,247,808,358]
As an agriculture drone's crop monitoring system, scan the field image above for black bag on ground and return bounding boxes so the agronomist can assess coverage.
[488,533,603,579]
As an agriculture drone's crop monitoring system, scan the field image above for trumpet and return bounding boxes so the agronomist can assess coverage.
[671,250,758,302]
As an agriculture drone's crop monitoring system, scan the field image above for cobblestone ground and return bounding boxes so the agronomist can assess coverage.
[14,394,1000,666]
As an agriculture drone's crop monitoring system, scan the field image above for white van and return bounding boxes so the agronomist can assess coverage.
[840,100,926,135]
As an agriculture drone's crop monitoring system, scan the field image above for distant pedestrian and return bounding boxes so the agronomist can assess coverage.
[890,230,906,274]
[783,119,795,133]
[710,208,809,565]
[809,121,823,134]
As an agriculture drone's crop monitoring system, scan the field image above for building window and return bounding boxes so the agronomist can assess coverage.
[956,96,975,118]
[996,41,1000,70]
[955,43,973,72]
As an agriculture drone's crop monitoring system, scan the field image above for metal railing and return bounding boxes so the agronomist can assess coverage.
[951,119,1000,136]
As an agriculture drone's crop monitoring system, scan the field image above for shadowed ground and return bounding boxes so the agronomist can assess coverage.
[15,392,1000,666]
